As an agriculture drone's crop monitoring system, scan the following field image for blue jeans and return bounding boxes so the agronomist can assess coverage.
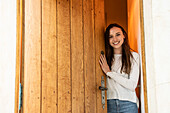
[107,99,138,113]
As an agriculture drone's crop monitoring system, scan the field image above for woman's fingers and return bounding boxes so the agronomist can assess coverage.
[99,59,103,68]
[99,54,111,75]
[103,54,106,59]
[99,54,107,66]
[101,55,107,65]
[100,57,103,64]
[99,59,102,64]
[100,55,105,63]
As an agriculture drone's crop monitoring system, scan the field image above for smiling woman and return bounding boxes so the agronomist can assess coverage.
[99,23,139,113]
[104,0,148,113]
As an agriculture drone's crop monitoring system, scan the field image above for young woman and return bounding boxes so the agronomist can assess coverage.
[99,23,139,113]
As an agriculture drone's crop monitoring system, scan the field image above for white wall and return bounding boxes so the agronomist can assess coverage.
[0,0,16,113]
[143,0,170,113]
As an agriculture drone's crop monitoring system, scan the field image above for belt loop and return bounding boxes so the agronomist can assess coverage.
[116,99,119,113]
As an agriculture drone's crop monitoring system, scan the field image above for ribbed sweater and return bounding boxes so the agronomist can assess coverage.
[106,52,140,107]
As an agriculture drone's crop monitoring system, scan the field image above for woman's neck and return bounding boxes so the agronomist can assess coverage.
[113,48,122,54]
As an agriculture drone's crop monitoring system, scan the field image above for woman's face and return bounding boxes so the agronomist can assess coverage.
[109,27,125,52]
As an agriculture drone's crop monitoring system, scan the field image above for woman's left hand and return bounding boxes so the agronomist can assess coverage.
[99,54,111,74]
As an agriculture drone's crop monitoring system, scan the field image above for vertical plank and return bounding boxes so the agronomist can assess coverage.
[71,0,84,113]
[83,0,96,112]
[23,0,41,113]
[57,0,71,113]
[94,0,107,112]
[20,0,25,112]
[15,0,20,112]
[140,0,148,112]
[42,0,57,113]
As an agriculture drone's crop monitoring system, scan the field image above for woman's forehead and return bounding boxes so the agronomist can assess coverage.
[110,27,122,34]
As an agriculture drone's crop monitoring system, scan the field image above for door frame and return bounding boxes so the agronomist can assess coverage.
[14,0,148,113]
[15,0,24,113]
[15,0,20,112]
[139,0,148,112]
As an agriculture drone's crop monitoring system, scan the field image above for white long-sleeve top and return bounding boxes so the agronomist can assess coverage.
[106,52,140,107]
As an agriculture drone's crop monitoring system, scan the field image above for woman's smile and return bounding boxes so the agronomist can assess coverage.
[113,41,120,45]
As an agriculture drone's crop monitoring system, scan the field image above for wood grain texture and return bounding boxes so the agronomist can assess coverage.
[139,0,148,112]
[42,0,57,113]
[94,0,107,112]
[57,0,72,113]
[23,0,41,113]
[71,0,84,113]
[21,1,107,113]
[15,0,20,112]
[83,0,96,112]
[20,0,25,112]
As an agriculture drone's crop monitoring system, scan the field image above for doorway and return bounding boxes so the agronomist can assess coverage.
[15,0,148,113]
[104,0,147,113]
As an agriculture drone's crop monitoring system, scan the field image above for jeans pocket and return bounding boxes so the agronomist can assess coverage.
[107,99,116,113]
[120,101,138,113]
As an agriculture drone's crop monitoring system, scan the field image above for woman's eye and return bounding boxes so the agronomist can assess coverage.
[109,36,113,38]
[116,34,120,36]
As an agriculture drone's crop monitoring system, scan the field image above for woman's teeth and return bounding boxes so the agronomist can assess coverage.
[113,41,120,45]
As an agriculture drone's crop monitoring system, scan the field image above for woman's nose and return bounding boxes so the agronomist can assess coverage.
[113,37,118,42]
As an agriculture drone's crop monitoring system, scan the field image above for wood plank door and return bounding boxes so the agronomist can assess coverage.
[22,0,106,113]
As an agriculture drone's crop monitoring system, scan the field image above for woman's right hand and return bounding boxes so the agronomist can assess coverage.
[99,54,111,74]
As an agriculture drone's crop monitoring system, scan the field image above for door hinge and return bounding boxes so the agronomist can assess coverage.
[19,83,22,110]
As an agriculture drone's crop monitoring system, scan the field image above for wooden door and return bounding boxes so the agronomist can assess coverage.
[22,0,107,113]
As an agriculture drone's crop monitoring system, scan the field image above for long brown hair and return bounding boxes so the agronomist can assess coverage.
[105,23,134,76]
